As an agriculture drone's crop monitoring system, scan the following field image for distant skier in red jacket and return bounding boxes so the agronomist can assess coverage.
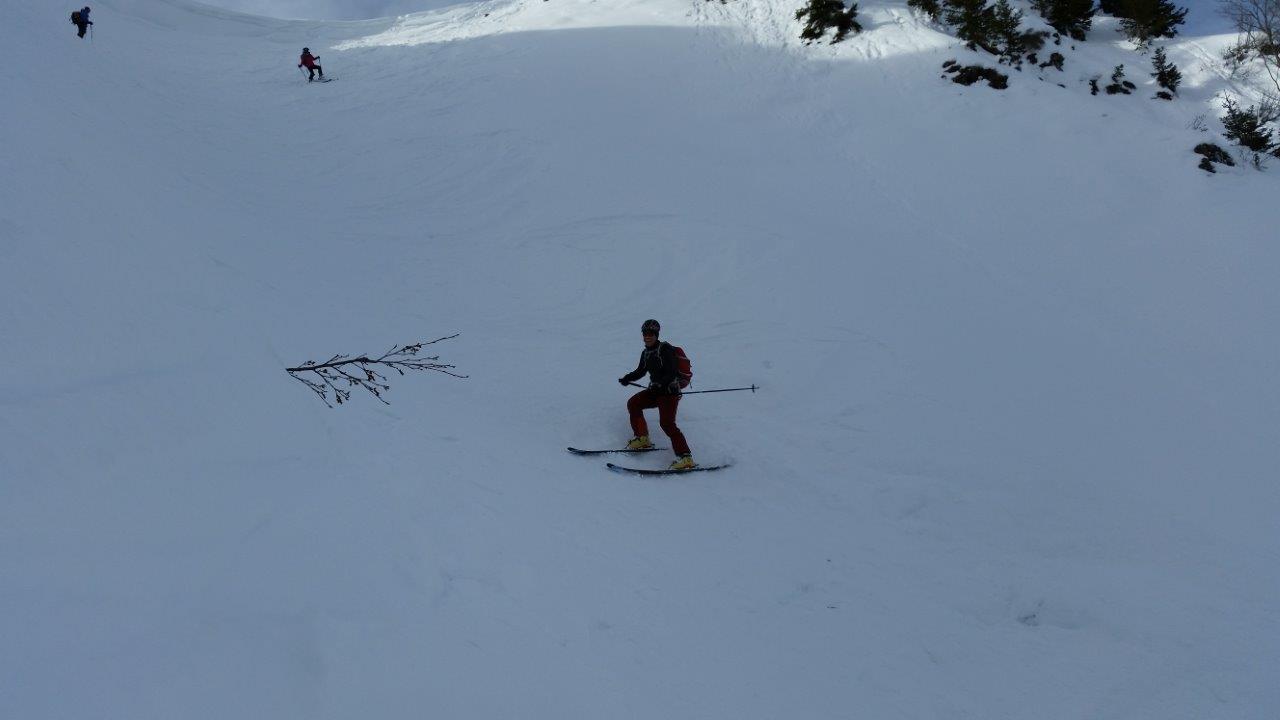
[298,48,324,81]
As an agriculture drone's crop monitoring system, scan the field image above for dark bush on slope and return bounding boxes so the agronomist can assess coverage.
[1104,64,1137,94]
[1194,142,1235,165]
[909,0,944,19]
[796,0,864,43]
[944,0,999,52]
[1104,0,1187,47]
[933,0,1048,65]
[989,0,1050,67]
[1150,47,1182,97]
[1031,0,1096,41]
[1221,98,1279,156]
[943,60,1011,88]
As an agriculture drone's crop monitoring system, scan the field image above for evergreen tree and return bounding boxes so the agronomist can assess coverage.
[1150,47,1182,94]
[990,0,1025,62]
[944,0,997,52]
[796,0,864,44]
[1031,0,1096,41]
[990,0,1049,65]
[1114,0,1187,46]
[908,0,943,20]
[1105,64,1137,93]
[1222,98,1278,155]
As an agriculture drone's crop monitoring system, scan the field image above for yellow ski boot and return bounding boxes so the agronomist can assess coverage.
[668,455,697,471]
[625,436,654,451]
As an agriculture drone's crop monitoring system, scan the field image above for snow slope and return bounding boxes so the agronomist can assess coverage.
[204,0,469,22]
[3,0,1278,718]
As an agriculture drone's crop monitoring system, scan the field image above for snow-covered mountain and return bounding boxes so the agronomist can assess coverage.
[3,1,1277,718]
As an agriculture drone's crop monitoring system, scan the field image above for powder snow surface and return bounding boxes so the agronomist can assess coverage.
[2,1,1278,718]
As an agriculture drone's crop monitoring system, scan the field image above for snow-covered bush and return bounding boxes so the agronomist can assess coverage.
[1220,0,1280,97]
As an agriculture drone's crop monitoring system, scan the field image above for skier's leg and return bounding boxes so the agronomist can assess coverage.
[657,396,690,456]
[627,390,657,438]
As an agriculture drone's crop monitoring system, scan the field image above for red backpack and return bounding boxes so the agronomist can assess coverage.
[668,343,692,389]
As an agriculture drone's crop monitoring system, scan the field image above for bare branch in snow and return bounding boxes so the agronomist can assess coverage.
[287,334,467,407]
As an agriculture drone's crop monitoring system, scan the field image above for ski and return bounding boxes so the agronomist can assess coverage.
[308,78,335,83]
[567,447,666,455]
[606,462,732,476]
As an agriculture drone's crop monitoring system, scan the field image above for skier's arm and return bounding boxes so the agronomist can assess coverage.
[620,355,646,384]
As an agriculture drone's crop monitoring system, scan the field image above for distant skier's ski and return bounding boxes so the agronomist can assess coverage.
[606,462,731,476]
[308,77,335,83]
[567,447,665,455]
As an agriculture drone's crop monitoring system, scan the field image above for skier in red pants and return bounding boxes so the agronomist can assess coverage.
[618,319,695,470]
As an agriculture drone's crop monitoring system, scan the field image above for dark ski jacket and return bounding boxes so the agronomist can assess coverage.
[622,341,681,394]
[299,51,319,69]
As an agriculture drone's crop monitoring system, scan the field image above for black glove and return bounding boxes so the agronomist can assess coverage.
[668,380,682,394]
[618,377,629,387]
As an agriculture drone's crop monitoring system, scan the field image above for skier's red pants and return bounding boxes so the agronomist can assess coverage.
[628,389,690,456]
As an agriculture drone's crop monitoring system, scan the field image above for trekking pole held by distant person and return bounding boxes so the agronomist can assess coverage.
[625,382,757,395]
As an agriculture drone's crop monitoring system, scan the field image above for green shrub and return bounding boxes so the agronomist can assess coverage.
[796,0,864,43]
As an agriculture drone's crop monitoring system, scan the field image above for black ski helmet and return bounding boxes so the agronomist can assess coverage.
[641,319,660,336]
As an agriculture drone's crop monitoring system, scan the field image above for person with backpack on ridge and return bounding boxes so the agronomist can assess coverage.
[618,319,696,470]
[70,6,92,39]
[298,48,324,81]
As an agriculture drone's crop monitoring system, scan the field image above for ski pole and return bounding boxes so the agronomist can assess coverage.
[678,385,758,395]
[626,382,757,395]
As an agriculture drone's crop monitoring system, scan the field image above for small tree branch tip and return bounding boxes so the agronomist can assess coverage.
[287,334,466,406]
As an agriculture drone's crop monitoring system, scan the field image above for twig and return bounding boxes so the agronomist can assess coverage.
[287,334,467,407]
